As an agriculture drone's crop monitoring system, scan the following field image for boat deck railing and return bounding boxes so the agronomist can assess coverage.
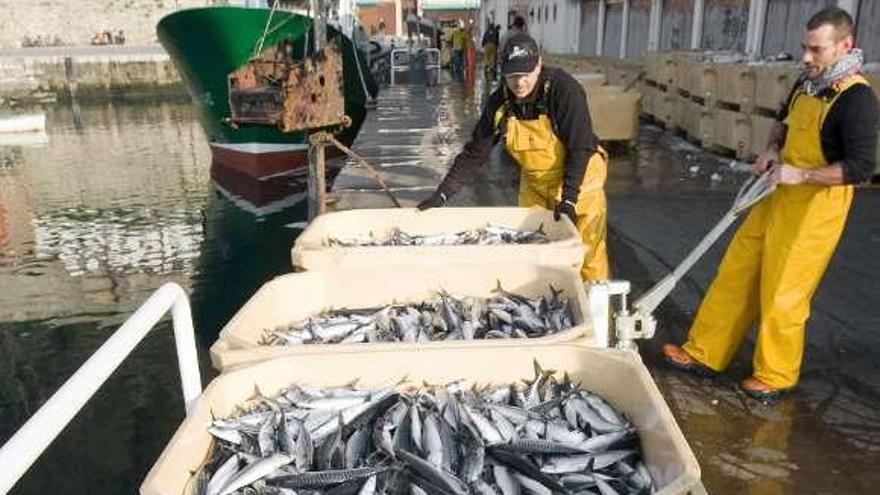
[0,283,202,494]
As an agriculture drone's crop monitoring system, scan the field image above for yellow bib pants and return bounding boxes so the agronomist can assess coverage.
[682,75,867,389]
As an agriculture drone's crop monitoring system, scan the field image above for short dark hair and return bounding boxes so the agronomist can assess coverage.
[806,6,854,38]
[513,16,525,28]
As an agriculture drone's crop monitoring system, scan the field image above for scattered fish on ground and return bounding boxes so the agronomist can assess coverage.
[325,224,552,247]
[261,283,575,346]
[196,362,654,495]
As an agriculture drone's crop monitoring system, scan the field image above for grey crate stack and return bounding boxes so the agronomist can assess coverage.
[641,51,795,160]
[548,52,879,173]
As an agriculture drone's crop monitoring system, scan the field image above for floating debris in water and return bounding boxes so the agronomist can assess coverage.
[325,224,552,247]
[261,283,575,346]
[195,362,653,495]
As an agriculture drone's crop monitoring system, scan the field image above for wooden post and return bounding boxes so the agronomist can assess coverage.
[620,0,630,59]
[596,0,606,56]
[690,0,704,50]
[745,0,768,57]
[310,0,327,50]
[307,134,327,220]
[647,0,663,52]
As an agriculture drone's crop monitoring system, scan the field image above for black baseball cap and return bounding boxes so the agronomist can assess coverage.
[501,33,540,75]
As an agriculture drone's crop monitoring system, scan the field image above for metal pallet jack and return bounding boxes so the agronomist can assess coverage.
[593,169,776,350]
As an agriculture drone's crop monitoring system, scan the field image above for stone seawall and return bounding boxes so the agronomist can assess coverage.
[0,46,185,100]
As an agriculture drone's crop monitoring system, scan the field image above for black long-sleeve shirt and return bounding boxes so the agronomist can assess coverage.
[777,78,878,184]
[439,67,599,201]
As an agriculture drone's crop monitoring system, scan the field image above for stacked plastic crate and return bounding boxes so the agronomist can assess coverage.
[643,51,807,161]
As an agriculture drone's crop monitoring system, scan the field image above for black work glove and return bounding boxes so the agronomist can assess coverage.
[417,190,447,211]
[553,199,577,223]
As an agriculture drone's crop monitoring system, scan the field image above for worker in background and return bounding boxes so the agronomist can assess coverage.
[481,22,499,81]
[662,7,878,400]
[417,34,610,281]
[451,21,466,76]
[464,21,477,82]
[500,15,527,54]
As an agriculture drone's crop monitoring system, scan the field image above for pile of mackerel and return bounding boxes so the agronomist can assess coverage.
[197,364,653,495]
[262,285,576,346]
[325,225,552,247]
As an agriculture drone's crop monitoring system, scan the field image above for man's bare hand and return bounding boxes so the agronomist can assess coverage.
[769,163,808,185]
[753,148,779,175]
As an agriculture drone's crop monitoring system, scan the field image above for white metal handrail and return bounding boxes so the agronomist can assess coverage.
[0,282,202,494]
[422,48,441,70]
[391,48,410,72]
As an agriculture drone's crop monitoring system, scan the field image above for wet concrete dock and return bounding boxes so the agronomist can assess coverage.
[335,70,880,494]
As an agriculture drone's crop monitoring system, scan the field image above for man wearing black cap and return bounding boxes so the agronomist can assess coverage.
[417,33,609,280]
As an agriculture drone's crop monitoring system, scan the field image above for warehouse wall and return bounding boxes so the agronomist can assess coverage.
[603,2,624,57]
[627,0,651,58]
[701,0,749,51]
[856,0,880,63]
[579,0,599,55]
[762,0,836,57]
[660,0,694,50]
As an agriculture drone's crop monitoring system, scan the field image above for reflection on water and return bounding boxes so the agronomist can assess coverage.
[32,205,203,277]
[0,99,308,494]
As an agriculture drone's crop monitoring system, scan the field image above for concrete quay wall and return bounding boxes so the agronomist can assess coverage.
[0,47,185,99]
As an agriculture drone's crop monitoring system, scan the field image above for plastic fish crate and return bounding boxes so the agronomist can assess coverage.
[210,262,594,371]
[641,84,657,117]
[712,107,752,158]
[584,85,641,141]
[291,207,586,272]
[678,58,716,101]
[749,114,778,159]
[644,51,679,88]
[141,344,703,495]
[714,63,755,110]
[677,96,713,145]
[572,71,608,88]
[751,63,799,113]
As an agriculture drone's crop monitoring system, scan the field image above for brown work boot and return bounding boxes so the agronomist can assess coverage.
[661,344,718,378]
[739,376,794,402]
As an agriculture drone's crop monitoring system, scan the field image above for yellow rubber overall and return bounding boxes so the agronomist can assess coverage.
[498,109,609,280]
[682,75,866,389]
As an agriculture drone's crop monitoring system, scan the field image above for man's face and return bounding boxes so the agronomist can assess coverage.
[505,59,542,99]
[801,24,853,78]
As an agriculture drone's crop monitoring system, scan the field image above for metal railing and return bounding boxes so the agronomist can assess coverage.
[422,48,441,71]
[0,282,202,494]
[390,48,410,72]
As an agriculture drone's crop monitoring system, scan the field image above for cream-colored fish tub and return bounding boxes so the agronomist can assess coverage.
[210,263,603,371]
[142,344,703,495]
[290,207,586,272]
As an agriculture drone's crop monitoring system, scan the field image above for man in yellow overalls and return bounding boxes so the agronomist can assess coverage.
[662,7,878,400]
[417,34,609,280]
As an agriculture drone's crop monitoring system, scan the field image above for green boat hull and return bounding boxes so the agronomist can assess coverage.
[157,6,377,150]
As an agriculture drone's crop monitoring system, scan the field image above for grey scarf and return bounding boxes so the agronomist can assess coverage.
[802,48,864,96]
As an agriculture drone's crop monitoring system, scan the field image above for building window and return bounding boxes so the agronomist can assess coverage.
[545,6,549,23]
[537,6,541,23]
[553,4,557,23]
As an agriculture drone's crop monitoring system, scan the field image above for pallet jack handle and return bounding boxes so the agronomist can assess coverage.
[610,169,775,349]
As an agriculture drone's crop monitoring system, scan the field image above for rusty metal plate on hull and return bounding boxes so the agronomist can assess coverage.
[228,38,345,132]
